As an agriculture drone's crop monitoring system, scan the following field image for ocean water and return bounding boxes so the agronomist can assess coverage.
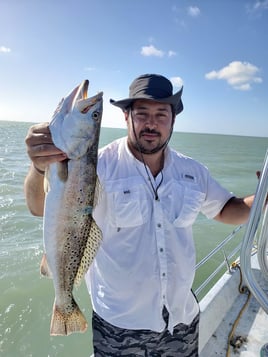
[0,120,267,357]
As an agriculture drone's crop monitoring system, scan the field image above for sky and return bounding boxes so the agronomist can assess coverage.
[0,0,268,137]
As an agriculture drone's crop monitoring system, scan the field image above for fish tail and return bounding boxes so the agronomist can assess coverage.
[50,299,88,336]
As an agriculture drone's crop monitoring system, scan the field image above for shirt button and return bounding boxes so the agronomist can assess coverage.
[160,248,164,252]
[162,272,166,277]
[157,223,161,228]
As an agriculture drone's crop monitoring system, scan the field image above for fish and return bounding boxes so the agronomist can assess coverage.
[41,80,103,336]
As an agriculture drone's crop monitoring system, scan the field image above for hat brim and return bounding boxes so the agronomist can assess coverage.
[110,87,183,115]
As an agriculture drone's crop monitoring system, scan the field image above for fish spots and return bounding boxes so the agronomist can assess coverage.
[74,219,102,286]
[44,81,103,335]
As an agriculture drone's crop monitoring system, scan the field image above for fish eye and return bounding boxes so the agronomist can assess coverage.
[92,111,100,120]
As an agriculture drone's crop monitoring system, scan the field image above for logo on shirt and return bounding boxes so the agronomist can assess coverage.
[182,173,196,182]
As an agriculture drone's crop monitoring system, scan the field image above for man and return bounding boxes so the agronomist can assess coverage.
[25,74,255,356]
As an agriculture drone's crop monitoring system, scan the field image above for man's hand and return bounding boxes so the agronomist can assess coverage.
[25,122,67,172]
[24,122,68,216]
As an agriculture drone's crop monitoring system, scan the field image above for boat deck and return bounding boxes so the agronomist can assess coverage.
[200,254,268,356]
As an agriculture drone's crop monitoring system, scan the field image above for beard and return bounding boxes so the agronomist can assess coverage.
[131,128,168,154]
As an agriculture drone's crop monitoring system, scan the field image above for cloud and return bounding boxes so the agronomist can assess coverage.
[187,6,201,17]
[84,66,96,71]
[168,50,177,57]
[252,0,268,11]
[205,61,262,90]
[0,46,11,53]
[140,45,176,58]
[141,45,164,57]
[246,0,268,16]
[170,76,184,88]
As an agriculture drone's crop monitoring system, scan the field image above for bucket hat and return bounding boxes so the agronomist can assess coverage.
[110,74,183,115]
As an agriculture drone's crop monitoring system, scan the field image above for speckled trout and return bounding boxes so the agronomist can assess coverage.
[41,80,103,336]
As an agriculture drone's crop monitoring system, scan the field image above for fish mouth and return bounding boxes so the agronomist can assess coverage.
[81,79,89,99]
[76,80,103,114]
[80,79,103,102]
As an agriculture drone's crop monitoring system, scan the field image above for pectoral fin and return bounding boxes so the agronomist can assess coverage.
[40,253,53,278]
[57,160,68,182]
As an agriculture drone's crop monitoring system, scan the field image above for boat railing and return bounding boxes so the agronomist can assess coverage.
[257,205,268,281]
[194,224,245,298]
[195,150,268,306]
[240,149,268,313]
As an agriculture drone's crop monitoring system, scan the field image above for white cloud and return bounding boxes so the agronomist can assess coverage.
[205,61,262,90]
[253,0,268,10]
[246,0,268,16]
[140,45,177,58]
[84,66,96,71]
[188,6,201,17]
[168,50,177,57]
[0,46,11,53]
[170,76,184,88]
[141,45,164,57]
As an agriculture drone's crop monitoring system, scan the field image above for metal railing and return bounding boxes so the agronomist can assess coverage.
[257,198,268,281]
[240,149,268,313]
[194,150,268,302]
[194,225,245,298]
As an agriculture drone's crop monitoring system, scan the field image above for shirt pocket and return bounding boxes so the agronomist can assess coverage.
[170,183,206,228]
[105,177,149,228]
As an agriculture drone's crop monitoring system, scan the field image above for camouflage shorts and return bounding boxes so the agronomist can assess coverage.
[92,307,199,356]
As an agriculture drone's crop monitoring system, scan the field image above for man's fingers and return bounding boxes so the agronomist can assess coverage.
[25,122,67,171]
[25,123,53,146]
[29,122,50,133]
[33,153,67,170]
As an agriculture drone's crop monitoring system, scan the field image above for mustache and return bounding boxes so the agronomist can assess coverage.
[139,128,161,137]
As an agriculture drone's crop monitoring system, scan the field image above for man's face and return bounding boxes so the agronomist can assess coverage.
[126,99,174,155]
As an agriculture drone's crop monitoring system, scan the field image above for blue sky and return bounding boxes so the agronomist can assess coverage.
[0,0,267,137]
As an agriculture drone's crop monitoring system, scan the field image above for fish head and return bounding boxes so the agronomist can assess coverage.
[49,80,103,159]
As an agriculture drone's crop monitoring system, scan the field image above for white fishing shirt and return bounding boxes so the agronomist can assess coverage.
[85,137,233,333]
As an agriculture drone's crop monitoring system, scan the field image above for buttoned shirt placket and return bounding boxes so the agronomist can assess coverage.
[153,196,168,308]
[144,167,169,314]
